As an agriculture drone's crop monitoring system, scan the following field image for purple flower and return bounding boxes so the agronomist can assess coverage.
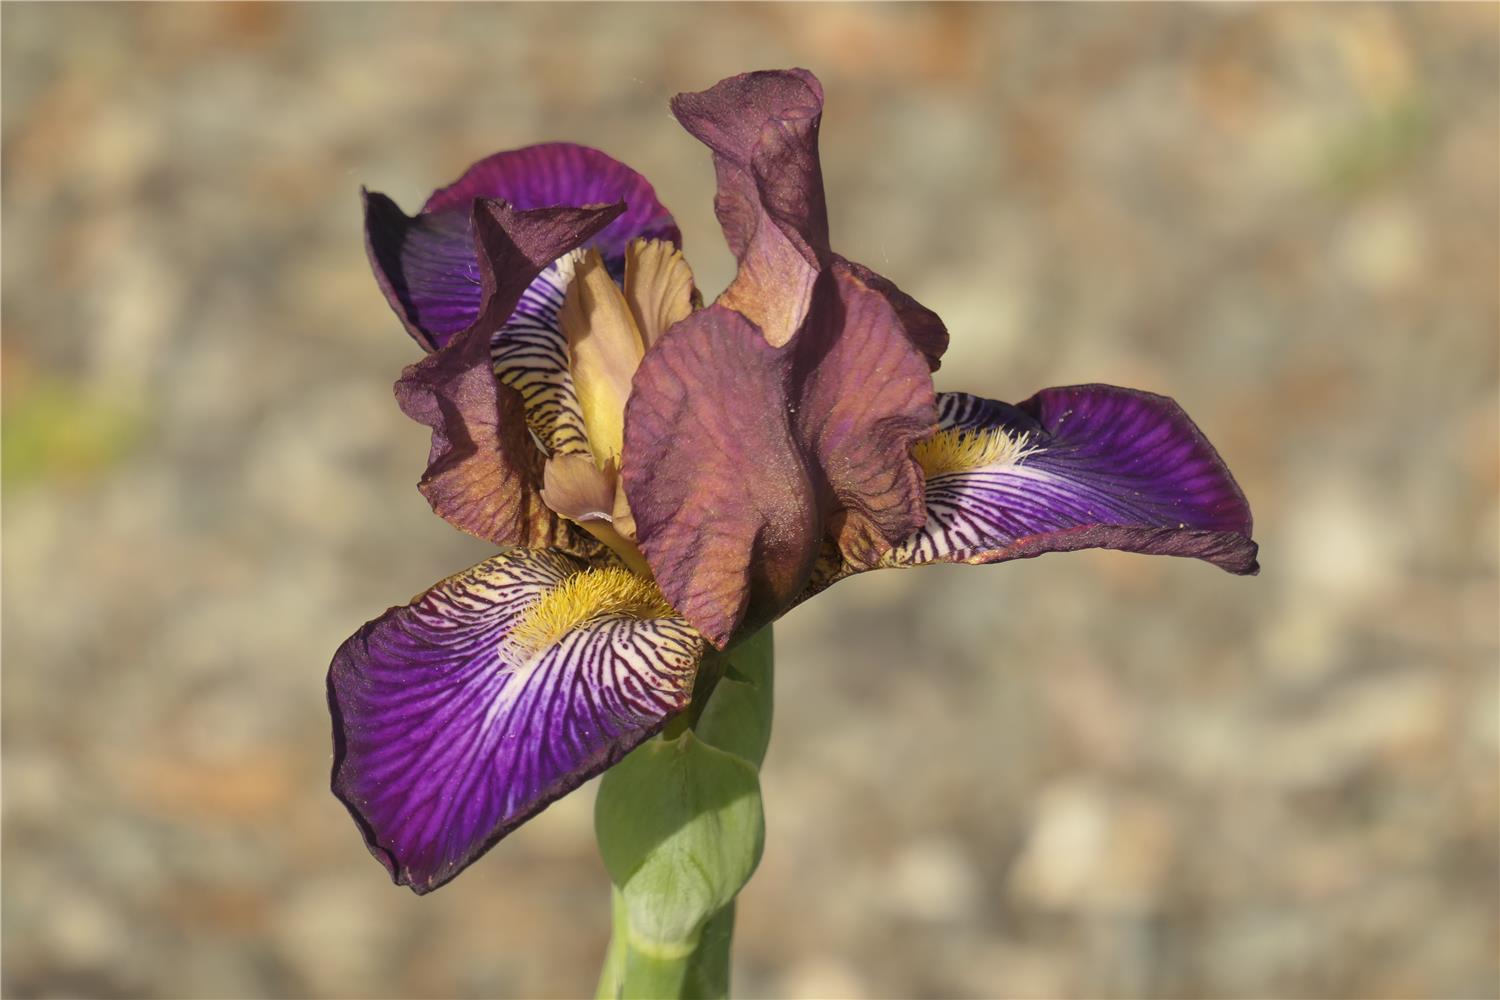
[331,69,1258,894]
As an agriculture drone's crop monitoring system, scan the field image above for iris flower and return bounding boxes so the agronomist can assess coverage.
[330,69,1258,894]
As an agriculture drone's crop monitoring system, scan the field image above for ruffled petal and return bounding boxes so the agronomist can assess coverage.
[622,268,936,649]
[422,143,680,264]
[392,204,624,548]
[395,319,564,550]
[329,549,703,894]
[832,256,949,372]
[671,69,826,347]
[888,386,1258,573]
[797,269,937,569]
[671,69,949,370]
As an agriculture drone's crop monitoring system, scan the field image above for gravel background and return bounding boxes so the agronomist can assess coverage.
[3,4,1497,998]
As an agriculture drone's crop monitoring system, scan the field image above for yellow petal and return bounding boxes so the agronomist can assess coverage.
[624,238,699,348]
[541,453,653,577]
[559,249,644,465]
[541,452,616,523]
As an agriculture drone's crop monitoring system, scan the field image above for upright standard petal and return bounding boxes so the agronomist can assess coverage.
[395,203,622,548]
[365,143,678,350]
[623,268,936,649]
[671,69,827,347]
[672,68,948,368]
[329,549,703,894]
[889,386,1258,573]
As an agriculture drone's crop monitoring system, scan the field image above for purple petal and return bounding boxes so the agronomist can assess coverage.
[891,386,1258,573]
[366,196,624,351]
[329,549,703,894]
[422,143,680,263]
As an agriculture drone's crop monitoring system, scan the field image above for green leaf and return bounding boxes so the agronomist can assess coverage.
[595,730,764,946]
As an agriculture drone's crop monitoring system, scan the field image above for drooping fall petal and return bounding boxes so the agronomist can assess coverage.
[365,143,678,351]
[394,203,621,548]
[887,386,1258,572]
[329,549,703,894]
[623,268,936,649]
[623,304,819,648]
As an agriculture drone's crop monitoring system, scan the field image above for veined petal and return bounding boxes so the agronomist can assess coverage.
[832,256,949,372]
[623,304,820,649]
[329,549,703,894]
[622,267,936,648]
[490,253,591,456]
[422,143,681,264]
[888,386,1258,573]
[393,203,624,548]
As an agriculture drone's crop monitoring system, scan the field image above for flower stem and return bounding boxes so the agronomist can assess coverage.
[594,628,774,1000]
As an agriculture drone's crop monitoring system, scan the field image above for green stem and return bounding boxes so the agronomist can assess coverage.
[596,889,735,1000]
[594,628,774,1000]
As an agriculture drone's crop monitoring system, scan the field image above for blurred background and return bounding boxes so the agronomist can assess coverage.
[3,4,1496,998]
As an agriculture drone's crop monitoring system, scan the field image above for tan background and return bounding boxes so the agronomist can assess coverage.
[3,4,1497,998]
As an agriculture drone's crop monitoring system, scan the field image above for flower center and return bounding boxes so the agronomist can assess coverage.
[540,239,698,577]
[507,566,676,656]
[913,425,1036,477]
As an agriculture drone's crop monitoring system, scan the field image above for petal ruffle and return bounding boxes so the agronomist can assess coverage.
[622,268,936,649]
[394,204,621,548]
[366,143,678,351]
[329,549,703,894]
[887,386,1259,573]
[671,68,948,368]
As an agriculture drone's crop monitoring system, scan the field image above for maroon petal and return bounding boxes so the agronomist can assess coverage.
[623,268,936,648]
[329,549,702,893]
[889,387,1258,573]
[365,142,675,350]
[393,203,623,547]
[395,322,561,550]
[671,69,828,346]
[832,256,949,372]
[672,70,949,369]
[622,304,821,649]
[797,269,937,569]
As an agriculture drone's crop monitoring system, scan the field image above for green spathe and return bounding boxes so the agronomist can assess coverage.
[594,627,773,999]
[597,729,763,945]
